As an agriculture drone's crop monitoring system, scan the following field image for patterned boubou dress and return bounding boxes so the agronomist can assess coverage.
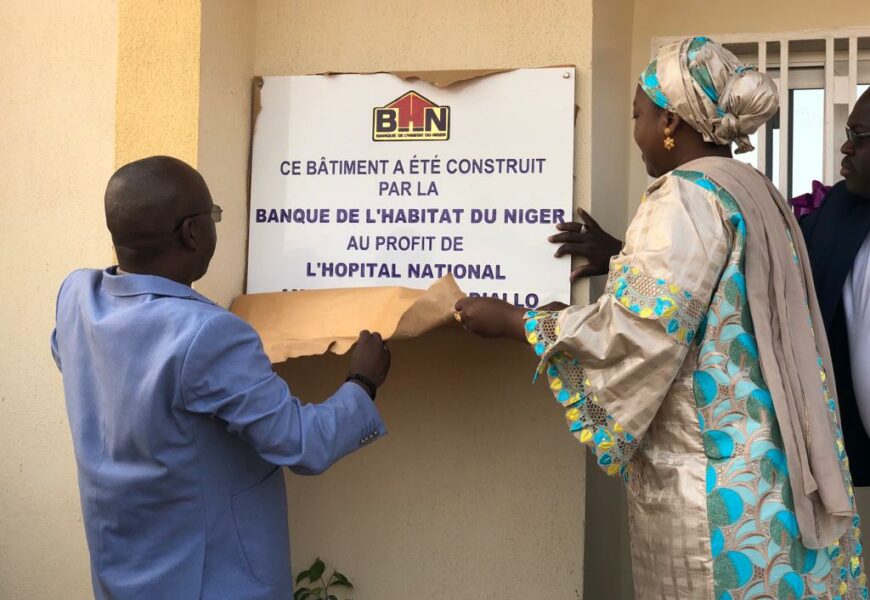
[525,170,868,599]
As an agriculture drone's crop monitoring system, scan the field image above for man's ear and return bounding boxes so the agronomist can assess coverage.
[178,218,198,251]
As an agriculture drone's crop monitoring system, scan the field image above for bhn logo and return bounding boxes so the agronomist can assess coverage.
[372,91,450,142]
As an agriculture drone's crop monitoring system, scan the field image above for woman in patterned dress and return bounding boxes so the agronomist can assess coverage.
[456,37,867,600]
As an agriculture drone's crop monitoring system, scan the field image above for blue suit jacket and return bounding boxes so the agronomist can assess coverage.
[51,268,385,599]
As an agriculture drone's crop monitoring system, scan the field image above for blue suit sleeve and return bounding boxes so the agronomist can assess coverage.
[51,329,61,371]
[181,312,386,474]
[50,275,70,372]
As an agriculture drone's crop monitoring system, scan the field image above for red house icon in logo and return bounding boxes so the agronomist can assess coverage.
[373,91,450,141]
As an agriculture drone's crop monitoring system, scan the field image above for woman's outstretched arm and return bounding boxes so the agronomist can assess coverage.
[454,297,527,342]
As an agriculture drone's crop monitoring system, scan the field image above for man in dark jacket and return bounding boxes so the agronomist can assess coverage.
[800,88,870,486]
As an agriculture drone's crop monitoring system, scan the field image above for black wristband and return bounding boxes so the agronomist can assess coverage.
[346,373,377,400]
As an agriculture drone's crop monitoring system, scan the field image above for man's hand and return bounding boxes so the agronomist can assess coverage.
[549,208,623,281]
[455,297,527,342]
[348,330,391,389]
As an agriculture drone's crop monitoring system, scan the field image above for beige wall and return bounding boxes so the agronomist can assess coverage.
[196,0,255,307]
[240,1,594,597]
[115,0,201,167]
[0,2,118,599]
[277,332,588,599]
[592,0,636,243]
[586,5,636,599]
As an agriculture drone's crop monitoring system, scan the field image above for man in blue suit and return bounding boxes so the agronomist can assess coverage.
[51,156,391,599]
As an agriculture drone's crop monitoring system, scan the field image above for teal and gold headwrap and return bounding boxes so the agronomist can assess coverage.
[639,37,779,153]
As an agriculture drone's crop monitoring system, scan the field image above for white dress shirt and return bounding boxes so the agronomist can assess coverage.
[843,232,870,436]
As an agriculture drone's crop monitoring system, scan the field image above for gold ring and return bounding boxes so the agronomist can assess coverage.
[454,311,463,323]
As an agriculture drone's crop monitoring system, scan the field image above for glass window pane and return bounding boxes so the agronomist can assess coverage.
[735,133,759,170]
[790,88,824,197]
[772,128,781,190]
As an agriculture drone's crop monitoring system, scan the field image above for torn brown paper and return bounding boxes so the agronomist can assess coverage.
[313,66,573,89]
[230,276,466,363]
[314,68,510,88]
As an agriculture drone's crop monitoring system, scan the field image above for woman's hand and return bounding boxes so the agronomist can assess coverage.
[549,208,623,281]
[454,297,527,342]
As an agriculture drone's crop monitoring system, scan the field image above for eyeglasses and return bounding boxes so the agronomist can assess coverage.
[846,125,870,146]
[173,204,223,231]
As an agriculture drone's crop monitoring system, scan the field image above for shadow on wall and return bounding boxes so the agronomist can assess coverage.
[273,328,587,599]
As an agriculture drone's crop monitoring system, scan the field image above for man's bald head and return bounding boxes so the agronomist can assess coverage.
[105,156,211,249]
[105,156,217,283]
[842,88,870,199]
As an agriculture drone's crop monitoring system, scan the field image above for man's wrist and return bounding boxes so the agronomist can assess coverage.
[346,373,378,400]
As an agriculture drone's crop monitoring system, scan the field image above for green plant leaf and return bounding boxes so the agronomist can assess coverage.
[294,588,312,600]
[331,572,354,588]
[296,570,311,585]
[308,559,326,582]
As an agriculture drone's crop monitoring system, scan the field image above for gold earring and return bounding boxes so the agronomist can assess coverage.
[664,127,676,151]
